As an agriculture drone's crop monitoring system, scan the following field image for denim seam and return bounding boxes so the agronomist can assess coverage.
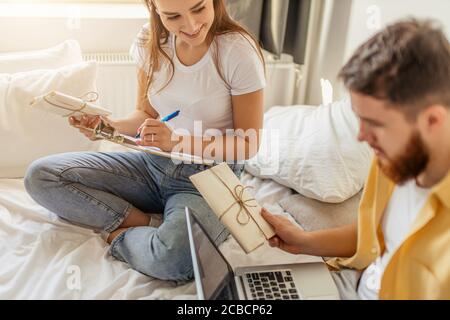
[174,164,184,179]
[109,228,129,259]
[60,166,147,184]
[65,184,127,226]
[104,203,133,233]
[179,164,209,180]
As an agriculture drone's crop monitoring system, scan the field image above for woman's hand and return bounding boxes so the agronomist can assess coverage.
[69,115,114,141]
[136,119,181,152]
[261,208,310,255]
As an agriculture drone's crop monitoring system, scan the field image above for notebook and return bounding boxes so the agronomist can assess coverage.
[30,91,214,166]
[78,121,215,166]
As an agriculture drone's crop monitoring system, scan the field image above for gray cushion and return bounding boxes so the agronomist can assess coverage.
[279,191,361,232]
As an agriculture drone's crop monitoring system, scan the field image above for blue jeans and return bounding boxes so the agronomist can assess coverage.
[24,151,243,282]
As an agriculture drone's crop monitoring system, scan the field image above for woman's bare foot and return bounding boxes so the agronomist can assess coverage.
[105,213,164,244]
[120,207,151,228]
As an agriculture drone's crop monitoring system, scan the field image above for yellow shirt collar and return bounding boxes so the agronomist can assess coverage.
[433,169,450,209]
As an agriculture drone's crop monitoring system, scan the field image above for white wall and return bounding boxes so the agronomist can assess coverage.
[338,0,450,100]
[345,0,450,61]
[303,0,450,105]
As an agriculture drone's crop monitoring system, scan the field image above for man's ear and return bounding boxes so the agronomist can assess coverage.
[418,105,448,134]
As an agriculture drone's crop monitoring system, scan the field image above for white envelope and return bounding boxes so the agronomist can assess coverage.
[190,163,276,253]
[30,91,112,118]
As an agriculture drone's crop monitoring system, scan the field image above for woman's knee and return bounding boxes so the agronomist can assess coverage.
[24,156,59,196]
[24,152,96,194]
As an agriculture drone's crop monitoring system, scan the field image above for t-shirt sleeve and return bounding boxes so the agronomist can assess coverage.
[129,23,150,71]
[224,35,267,96]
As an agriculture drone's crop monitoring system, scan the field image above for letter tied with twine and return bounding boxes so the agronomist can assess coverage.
[189,163,276,253]
[212,170,258,226]
[30,91,111,119]
[43,91,99,118]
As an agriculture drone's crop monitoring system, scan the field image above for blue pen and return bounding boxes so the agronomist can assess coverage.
[161,110,180,122]
[135,110,180,139]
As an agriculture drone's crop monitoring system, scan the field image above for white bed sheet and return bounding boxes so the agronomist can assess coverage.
[0,170,321,300]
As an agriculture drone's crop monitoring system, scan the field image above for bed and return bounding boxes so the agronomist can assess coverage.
[0,41,369,300]
[0,164,329,300]
[0,101,368,299]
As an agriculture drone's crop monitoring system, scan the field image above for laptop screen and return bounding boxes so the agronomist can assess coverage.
[186,208,235,300]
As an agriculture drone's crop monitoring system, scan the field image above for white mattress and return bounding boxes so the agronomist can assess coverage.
[0,171,322,299]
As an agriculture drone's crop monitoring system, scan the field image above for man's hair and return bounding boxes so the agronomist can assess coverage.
[339,19,450,118]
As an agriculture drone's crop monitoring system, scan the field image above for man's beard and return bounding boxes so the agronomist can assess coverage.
[378,131,430,185]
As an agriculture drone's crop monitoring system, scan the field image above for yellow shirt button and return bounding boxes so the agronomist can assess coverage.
[371,248,378,255]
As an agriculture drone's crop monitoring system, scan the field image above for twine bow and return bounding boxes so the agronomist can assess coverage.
[211,169,257,226]
[43,91,99,117]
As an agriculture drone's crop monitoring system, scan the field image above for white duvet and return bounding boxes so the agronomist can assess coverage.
[0,172,320,300]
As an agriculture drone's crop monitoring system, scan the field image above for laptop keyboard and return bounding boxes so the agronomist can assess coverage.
[244,270,300,300]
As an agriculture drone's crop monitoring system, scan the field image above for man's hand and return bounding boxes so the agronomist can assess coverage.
[261,208,310,255]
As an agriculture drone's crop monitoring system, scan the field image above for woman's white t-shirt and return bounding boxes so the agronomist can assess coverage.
[129,24,266,137]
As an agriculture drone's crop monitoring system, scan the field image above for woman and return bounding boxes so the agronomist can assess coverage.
[25,0,265,281]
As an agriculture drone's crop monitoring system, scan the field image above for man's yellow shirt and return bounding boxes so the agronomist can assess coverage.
[327,158,450,300]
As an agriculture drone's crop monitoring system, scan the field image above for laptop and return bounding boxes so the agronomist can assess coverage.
[185,207,340,300]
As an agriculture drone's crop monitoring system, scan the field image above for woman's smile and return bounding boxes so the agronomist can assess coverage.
[180,24,205,39]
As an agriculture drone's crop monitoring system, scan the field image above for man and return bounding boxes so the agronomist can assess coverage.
[262,19,450,300]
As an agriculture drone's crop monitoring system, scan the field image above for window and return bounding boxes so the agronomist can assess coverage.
[0,0,147,19]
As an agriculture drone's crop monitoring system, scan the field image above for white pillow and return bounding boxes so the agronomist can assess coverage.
[0,62,102,178]
[0,40,83,74]
[245,98,373,203]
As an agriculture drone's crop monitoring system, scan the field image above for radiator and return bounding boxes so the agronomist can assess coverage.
[264,52,301,110]
[83,52,300,117]
[83,53,137,118]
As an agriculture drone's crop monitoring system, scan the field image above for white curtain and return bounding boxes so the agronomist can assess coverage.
[300,0,353,105]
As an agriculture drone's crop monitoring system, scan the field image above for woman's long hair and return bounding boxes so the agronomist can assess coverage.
[142,0,265,93]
